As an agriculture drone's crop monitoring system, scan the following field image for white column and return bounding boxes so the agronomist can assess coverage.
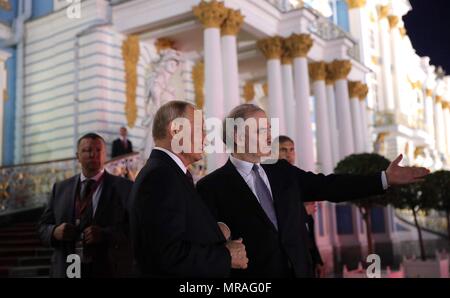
[424,89,436,140]
[310,62,333,174]
[434,97,446,155]
[285,34,315,171]
[330,60,355,159]
[349,81,364,153]
[388,15,405,120]
[359,93,370,152]
[325,68,340,167]
[281,57,296,141]
[0,50,11,164]
[194,1,228,172]
[221,9,244,114]
[257,37,286,135]
[443,102,450,157]
[377,6,396,111]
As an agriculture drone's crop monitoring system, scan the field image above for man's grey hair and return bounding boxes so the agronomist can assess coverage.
[222,104,265,148]
[152,100,195,141]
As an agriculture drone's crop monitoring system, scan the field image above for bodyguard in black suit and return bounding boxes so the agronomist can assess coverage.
[196,104,430,278]
[111,127,133,158]
[129,101,248,278]
[38,133,133,278]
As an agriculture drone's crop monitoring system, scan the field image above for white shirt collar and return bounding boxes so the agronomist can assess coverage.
[80,169,105,183]
[230,155,260,176]
[120,136,127,142]
[154,147,187,174]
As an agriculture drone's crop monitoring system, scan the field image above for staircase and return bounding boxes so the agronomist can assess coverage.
[0,222,52,278]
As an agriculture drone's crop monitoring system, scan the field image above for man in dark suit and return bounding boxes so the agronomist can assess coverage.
[111,127,133,158]
[276,135,325,277]
[38,133,133,278]
[129,100,248,278]
[196,104,430,278]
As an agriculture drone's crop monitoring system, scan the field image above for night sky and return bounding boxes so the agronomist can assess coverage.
[403,0,450,74]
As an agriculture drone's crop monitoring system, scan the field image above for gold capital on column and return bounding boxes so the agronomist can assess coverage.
[281,42,293,64]
[155,38,175,53]
[348,81,362,98]
[192,61,205,109]
[378,5,389,19]
[325,63,337,85]
[388,15,399,29]
[193,0,228,29]
[243,81,255,102]
[257,36,284,60]
[346,0,366,9]
[436,95,443,104]
[284,34,313,58]
[426,89,433,97]
[221,9,244,36]
[358,83,369,100]
[308,62,326,82]
[327,60,352,81]
[442,101,449,110]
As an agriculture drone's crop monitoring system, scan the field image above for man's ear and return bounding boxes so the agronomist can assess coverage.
[75,151,80,161]
[168,122,178,138]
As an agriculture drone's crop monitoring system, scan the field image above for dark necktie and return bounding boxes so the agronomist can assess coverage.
[79,179,96,231]
[186,170,194,187]
[252,164,278,230]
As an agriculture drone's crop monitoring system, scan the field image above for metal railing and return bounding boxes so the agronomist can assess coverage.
[0,152,144,214]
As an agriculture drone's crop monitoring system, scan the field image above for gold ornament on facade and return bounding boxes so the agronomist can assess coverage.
[435,95,443,104]
[192,61,205,109]
[426,89,433,97]
[308,62,326,82]
[327,60,352,81]
[0,0,11,11]
[257,36,284,60]
[388,15,399,29]
[221,9,244,36]
[121,35,140,128]
[155,38,175,53]
[414,146,424,159]
[283,34,313,58]
[371,55,379,65]
[442,101,449,110]
[193,0,228,29]
[346,0,366,9]
[399,27,407,38]
[263,82,268,97]
[377,5,389,20]
[243,81,255,102]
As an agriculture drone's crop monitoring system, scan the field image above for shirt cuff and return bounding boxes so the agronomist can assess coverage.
[381,171,389,190]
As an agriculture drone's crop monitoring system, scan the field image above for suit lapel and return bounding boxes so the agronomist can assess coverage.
[93,172,112,225]
[64,175,79,224]
[224,160,278,233]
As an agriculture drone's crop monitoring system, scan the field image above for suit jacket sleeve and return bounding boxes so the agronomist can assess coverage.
[284,160,385,203]
[137,169,230,277]
[37,183,61,248]
[129,141,133,153]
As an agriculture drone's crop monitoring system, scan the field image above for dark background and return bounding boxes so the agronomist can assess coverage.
[403,0,450,73]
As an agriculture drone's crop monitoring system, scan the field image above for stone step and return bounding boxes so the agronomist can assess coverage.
[0,247,53,258]
[0,265,50,278]
[0,256,51,267]
[0,239,42,247]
